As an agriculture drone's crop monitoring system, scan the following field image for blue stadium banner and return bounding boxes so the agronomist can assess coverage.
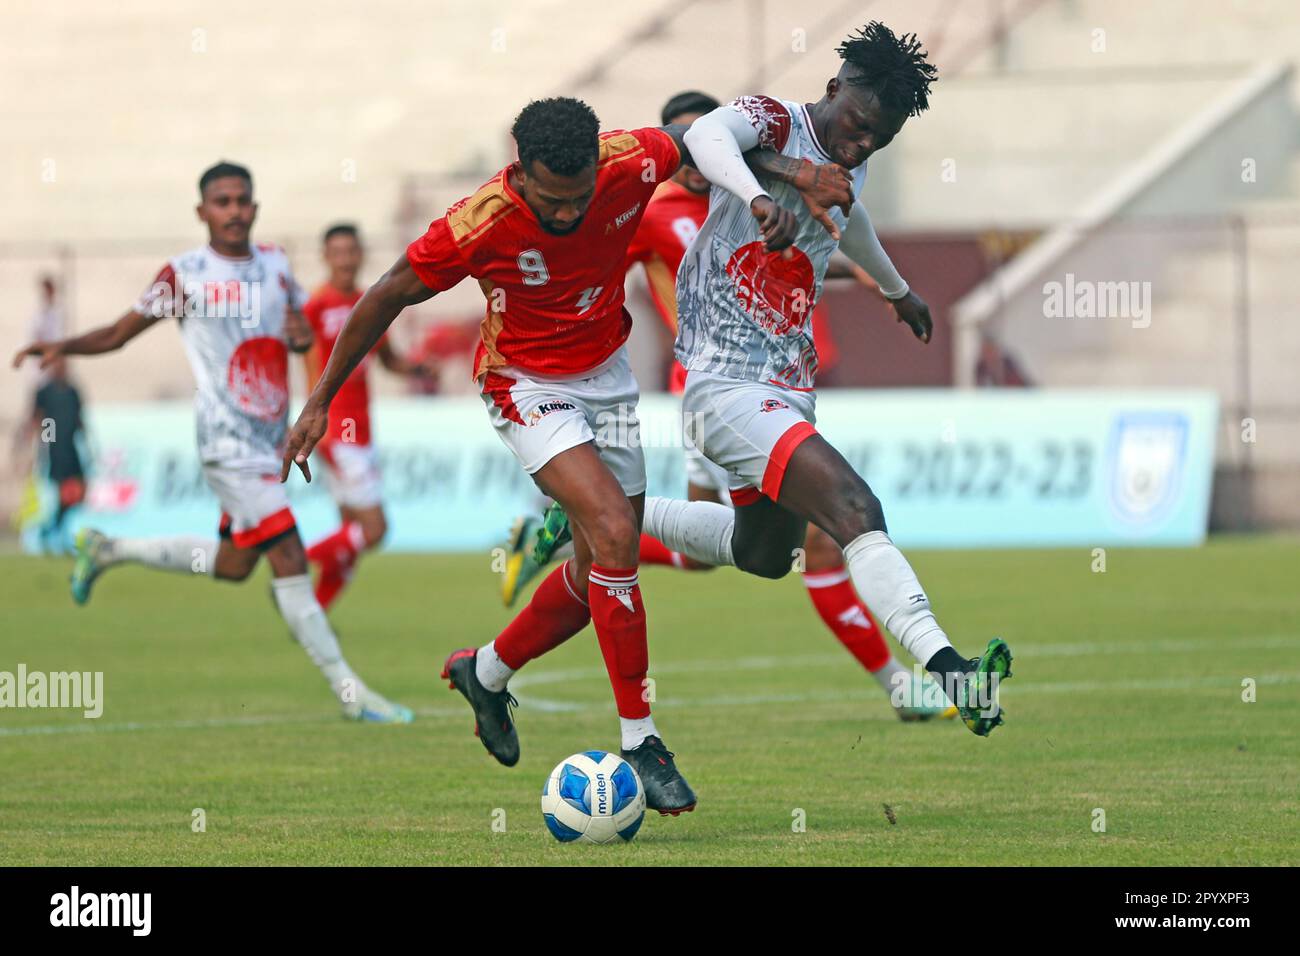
[34,390,1218,552]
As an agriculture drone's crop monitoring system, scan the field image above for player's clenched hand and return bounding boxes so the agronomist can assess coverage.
[11,341,63,370]
[280,400,329,483]
[888,291,933,344]
[750,196,799,253]
[792,159,853,241]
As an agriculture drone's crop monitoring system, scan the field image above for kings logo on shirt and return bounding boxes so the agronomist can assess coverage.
[606,201,643,234]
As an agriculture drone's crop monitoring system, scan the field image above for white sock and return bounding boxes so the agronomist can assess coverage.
[872,656,911,698]
[642,496,735,567]
[270,574,359,700]
[843,531,952,666]
[620,715,659,751]
[475,640,515,693]
[107,536,217,575]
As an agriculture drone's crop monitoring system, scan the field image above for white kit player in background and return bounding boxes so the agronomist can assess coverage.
[643,23,1015,735]
[11,161,412,724]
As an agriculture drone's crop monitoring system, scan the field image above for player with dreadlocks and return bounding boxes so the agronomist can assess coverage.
[639,22,1015,736]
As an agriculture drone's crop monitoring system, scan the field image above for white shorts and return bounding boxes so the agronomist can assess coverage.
[479,347,646,496]
[320,440,384,510]
[681,371,818,505]
[204,461,296,549]
[683,433,733,505]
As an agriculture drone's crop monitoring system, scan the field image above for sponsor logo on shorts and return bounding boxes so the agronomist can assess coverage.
[526,400,577,425]
[760,398,790,413]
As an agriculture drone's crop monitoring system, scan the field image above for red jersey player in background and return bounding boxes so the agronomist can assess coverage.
[516,91,954,722]
[282,97,837,816]
[301,223,430,609]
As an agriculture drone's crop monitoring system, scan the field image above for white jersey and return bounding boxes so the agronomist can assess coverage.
[675,95,868,390]
[133,243,306,468]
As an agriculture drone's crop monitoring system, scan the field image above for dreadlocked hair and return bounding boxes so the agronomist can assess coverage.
[835,21,937,117]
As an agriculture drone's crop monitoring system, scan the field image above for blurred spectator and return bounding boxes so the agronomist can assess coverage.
[976,333,1033,387]
[19,354,88,553]
[26,275,66,392]
[407,317,479,394]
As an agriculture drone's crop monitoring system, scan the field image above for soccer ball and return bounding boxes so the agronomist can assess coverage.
[541,750,645,844]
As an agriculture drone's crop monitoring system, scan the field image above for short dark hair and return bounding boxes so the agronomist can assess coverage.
[660,90,720,125]
[198,161,253,197]
[511,98,600,177]
[323,222,360,244]
[836,21,938,117]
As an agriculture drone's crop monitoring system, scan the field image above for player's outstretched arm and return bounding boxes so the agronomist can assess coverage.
[11,309,162,369]
[825,252,875,286]
[281,253,434,482]
[840,200,932,343]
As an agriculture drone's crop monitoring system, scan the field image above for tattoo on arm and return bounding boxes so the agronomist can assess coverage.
[744,150,803,186]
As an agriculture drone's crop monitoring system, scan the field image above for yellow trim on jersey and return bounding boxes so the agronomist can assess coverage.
[642,253,679,334]
[598,131,644,166]
[475,278,508,379]
[447,173,518,247]
[597,128,679,173]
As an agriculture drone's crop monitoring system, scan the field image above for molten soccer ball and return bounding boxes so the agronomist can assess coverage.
[541,750,645,844]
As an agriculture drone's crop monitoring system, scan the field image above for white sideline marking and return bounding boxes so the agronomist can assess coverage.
[1,633,1295,738]
[0,706,472,737]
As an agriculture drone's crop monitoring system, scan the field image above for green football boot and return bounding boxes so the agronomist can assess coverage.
[70,527,110,606]
[531,501,572,564]
[955,638,1013,736]
[499,503,572,607]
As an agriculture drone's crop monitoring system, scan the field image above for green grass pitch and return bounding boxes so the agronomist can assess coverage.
[1,536,1297,865]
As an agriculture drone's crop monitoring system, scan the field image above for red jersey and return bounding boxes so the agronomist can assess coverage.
[625,179,709,335]
[624,180,709,392]
[303,284,376,446]
[406,127,681,380]
[624,179,840,393]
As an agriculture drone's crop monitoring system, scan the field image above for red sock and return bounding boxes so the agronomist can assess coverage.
[638,533,684,568]
[307,522,365,610]
[494,561,591,669]
[314,564,347,610]
[588,564,651,719]
[804,567,891,672]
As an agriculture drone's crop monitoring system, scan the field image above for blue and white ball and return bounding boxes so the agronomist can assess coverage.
[541,751,645,844]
